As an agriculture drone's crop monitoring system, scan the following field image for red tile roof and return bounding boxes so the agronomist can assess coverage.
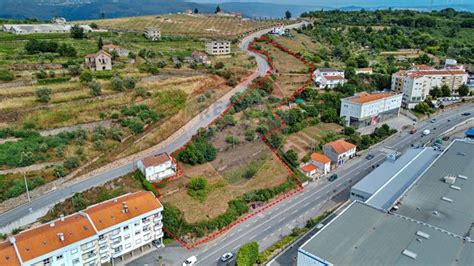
[301,163,317,173]
[0,242,20,266]
[84,191,162,231]
[325,139,356,154]
[14,214,96,262]
[310,153,331,164]
[141,153,171,168]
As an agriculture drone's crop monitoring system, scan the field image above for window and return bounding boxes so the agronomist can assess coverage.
[136,239,142,245]
[125,243,132,249]
[124,234,131,240]
[123,225,129,231]
[135,230,141,235]
[70,248,78,255]
[56,255,63,260]
[72,258,80,265]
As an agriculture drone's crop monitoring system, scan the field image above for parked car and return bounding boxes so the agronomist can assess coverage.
[410,128,417,134]
[183,256,197,266]
[366,154,375,160]
[328,174,338,182]
[422,129,431,136]
[430,118,436,123]
[462,112,471,116]
[221,253,234,262]
[442,136,450,141]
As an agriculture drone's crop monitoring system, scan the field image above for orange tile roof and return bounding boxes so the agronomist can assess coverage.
[349,92,397,104]
[84,191,162,231]
[14,214,96,262]
[357,67,372,71]
[325,139,356,154]
[103,44,120,49]
[141,153,171,168]
[412,64,435,70]
[311,153,331,164]
[301,163,317,172]
[323,75,344,81]
[0,242,20,266]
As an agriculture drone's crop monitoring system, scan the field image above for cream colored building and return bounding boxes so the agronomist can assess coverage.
[205,40,231,55]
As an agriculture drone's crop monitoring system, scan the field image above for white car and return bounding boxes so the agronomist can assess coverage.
[221,252,234,262]
[422,129,431,136]
[183,255,197,266]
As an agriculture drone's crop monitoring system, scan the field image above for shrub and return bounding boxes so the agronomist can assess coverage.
[111,76,125,91]
[225,135,238,145]
[72,193,86,211]
[63,156,80,170]
[53,165,67,178]
[176,135,217,165]
[267,133,283,149]
[68,64,82,76]
[236,242,259,266]
[187,177,209,203]
[35,87,52,103]
[123,77,137,90]
[88,81,102,96]
[244,129,256,141]
[0,69,14,81]
[35,70,48,79]
[80,70,93,83]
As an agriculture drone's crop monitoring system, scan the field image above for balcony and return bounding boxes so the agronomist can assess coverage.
[153,215,162,222]
[111,240,122,248]
[155,231,164,239]
[98,238,108,245]
[81,252,97,262]
[154,224,163,231]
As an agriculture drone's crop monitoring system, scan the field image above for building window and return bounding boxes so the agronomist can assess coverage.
[125,243,132,249]
[72,258,80,265]
[56,255,63,260]
[123,225,129,231]
[124,234,131,240]
[135,230,141,235]
[71,248,78,255]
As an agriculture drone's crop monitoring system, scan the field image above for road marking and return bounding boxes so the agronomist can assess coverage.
[278,217,286,223]
[264,226,272,231]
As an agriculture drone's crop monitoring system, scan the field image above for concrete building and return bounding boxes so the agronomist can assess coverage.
[144,27,161,41]
[355,67,373,75]
[312,68,346,89]
[309,153,331,174]
[102,44,129,58]
[323,139,356,167]
[136,153,177,182]
[391,65,468,109]
[84,50,112,71]
[205,40,231,55]
[2,24,92,35]
[340,91,403,128]
[191,51,210,65]
[298,139,474,266]
[299,163,320,178]
[0,191,164,266]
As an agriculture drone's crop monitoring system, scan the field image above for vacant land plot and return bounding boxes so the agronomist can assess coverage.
[81,14,283,39]
[283,123,343,159]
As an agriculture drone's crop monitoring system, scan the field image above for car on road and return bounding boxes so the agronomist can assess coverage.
[328,174,338,182]
[221,253,234,262]
[442,136,450,141]
[366,154,375,160]
[410,128,417,134]
[462,112,471,116]
[422,129,431,136]
[430,118,436,123]
[183,256,197,266]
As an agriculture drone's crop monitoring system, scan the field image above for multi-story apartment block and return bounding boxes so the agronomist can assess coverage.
[144,27,161,41]
[205,40,231,55]
[391,64,468,109]
[312,68,346,89]
[0,191,163,266]
[340,91,403,128]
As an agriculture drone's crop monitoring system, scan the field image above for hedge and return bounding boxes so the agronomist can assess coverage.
[37,76,70,85]
[236,242,259,266]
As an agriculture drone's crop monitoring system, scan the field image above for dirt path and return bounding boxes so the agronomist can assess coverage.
[0,161,62,175]
[39,120,113,137]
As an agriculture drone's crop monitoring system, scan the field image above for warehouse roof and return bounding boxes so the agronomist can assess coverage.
[345,91,400,104]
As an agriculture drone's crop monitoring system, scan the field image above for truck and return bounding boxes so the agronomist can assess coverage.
[422,129,431,136]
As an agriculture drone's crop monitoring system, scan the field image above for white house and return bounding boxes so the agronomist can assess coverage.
[313,68,346,89]
[137,153,177,182]
[103,44,129,57]
[299,163,320,178]
[205,40,231,55]
[310,153,331,174]
[144,27,161,41]
[270,25,287,36]
[84,50,112,71]
[323,139,356,167]
[340,92,403,128]
[1,191,164,266]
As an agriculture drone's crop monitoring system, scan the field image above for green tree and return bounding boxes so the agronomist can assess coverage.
[111,76,125,91]
[215,5,221,14]
[267,133,283,149]
[236,242,259,266]
[441,84,451,97]
[188,177,208,191]
[80,70,93,83]
[72,193,87,211]
[194,8,199,14]
[35,87,52,103]
[285,10,292,19]
[124,77,137,90]
[284,149,299,167]
[458,84,469,96]
[70,25,85,39]
[88,81,102,96]
[97,37,104,50]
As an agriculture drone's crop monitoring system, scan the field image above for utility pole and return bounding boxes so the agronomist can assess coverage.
[23,172,31,202]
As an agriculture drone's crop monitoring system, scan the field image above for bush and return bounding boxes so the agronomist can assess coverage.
[35,70,48,79]
[53,165,67,178]
[267,133,283,149]
[123,77,137,90]
[80,70,93,83]
[236,242,259,266]
[88,81,102,96]
[35,87,52,103]
[187,177,209,203]
[176,135,217,165]
[72,193,87,211]
[111,76,125,91]
[0,69,14,81]
[68,64,82,76]
[63,156,80,170]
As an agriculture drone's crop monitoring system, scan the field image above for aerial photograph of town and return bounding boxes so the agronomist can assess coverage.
[0,0,472,265]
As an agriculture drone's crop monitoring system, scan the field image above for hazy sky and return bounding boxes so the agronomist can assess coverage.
[190,0,471,7]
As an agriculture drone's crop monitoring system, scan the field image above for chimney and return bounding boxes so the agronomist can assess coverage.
[60,214,65,222]
[50,222,55,227]
[57,233,65,242]
[122,202,129,213]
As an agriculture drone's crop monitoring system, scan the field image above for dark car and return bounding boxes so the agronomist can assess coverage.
[442,136,450,141]
[366,154,375,160]
[462,112,471,116]
[328,174,338,182]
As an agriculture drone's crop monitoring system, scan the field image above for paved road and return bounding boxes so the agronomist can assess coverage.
[128,103,473,266]
[0,22,306,233]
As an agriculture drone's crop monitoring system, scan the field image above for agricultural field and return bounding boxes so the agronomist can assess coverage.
[0,15,258,205]
[80,14,286,39]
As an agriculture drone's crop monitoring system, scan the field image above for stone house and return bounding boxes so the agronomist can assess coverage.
[84,50,112,71]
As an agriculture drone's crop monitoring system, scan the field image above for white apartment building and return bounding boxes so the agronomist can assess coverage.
[144,27,161,41]
[205,40,231,55]
[313,68,346,89]
[1,191,164,266]
[391,65,468,109]
[323,139,356,167]
[340,92,403,128]
[137,153,177,182]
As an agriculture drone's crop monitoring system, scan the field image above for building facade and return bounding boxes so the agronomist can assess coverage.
[313,68,346,89]
[144,27,161,41]
[310,153,331,174]
[2,24,92,35]
[84,50,112,71]
[191,51,210,65]
[391,65,468,109]
[102,44,129,58]
[0,191,163,266]
[136,153,177,182]
[205,40,231,55]
[340,92,403,128]
[323,139,356,167]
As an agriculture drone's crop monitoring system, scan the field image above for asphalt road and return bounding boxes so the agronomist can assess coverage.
[0,22,306,233]
[127,103,473,266]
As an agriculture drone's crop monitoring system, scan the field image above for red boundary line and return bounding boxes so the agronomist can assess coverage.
[153,34,316,250]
